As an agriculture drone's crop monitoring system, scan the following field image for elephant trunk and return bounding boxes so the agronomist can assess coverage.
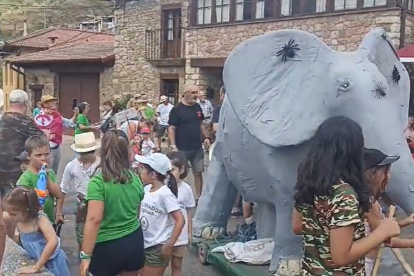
[386,141,414,215]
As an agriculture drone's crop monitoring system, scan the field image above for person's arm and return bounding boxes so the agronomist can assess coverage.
[2,211,17,242]
[162,194,185,254]
[47,172,64,222]
[77,115,93,130]
[366,203,414,248]
[292,207,303,235]
[398,213,414,228]
[168,107,178,148]
[211,106,220,133]
[22,119,45,137]
[330,192,400,267]
[61,117,76,128]
[0,201,6,265]
[33,215,59,271]
[82,178,104,256]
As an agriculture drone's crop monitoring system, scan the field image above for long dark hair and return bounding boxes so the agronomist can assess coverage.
[143,164,178,197]
[111,104,121,116]
[166,151,188,179]
[294,116,371,213]
[100,129,133,183]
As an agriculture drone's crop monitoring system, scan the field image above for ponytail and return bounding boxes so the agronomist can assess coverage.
[167,171,178,197]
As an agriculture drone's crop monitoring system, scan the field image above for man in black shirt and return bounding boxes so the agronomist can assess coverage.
[168,84,211,201]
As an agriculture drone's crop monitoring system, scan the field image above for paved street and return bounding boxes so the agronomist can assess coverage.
[57,136,221,276]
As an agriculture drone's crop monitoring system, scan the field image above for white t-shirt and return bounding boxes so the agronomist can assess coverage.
[157,103,174,126]
[175,181,196,246]
[140,184,180,249]
[141,139,156,156]
[118,120,139,137]
[60,157,101,198]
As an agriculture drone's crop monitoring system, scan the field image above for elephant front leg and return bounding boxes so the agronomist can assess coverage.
[193,154,237,240]
[270,200,302,275]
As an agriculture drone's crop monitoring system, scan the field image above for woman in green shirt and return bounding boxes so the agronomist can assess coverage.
[75,103,94,135]
[79,130,145,276]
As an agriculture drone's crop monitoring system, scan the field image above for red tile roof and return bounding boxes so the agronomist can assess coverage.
[9,41,115,64]
[5,27,114,49]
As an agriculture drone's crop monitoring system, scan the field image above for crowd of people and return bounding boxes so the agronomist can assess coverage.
[1,85,413,276]
[0,85,220,276]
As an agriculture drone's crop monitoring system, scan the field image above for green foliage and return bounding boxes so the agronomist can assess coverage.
[0,0,113,40]
[114,94,134,110]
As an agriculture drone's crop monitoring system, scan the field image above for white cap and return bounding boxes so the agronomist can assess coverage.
[135,153,172,175]
[9,89,28,104]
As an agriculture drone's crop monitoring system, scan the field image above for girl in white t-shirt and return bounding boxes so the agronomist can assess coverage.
[136,153,185,276]
[167,151,196,276]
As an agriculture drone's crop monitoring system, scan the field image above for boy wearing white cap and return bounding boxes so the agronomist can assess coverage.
[60,132,101,254]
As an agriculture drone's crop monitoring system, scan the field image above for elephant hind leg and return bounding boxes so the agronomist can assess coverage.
[270,201,302,275]
[193,153,238,239]
[255,202,276,239]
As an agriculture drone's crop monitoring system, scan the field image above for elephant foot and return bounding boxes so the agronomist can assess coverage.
[193,225,227,240]
[273,257,302,276]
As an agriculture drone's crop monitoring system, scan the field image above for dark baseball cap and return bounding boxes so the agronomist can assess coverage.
[13,151,29,161]
[364,148,400,170]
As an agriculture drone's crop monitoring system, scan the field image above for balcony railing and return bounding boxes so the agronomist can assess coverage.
[145,27,183,60]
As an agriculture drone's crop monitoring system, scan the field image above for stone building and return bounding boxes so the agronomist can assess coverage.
[1,28,115,122]
[113,0,414,104]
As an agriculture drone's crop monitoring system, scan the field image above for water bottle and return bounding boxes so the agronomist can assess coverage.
[35,163,48,207]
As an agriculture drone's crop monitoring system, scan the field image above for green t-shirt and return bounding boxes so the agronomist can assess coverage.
[86,171,144,243]
[75,114,90,135]
[32,107,40,117]
[17,169,58,222]
[144,106,155,119]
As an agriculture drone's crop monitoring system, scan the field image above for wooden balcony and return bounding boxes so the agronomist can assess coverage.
[144,27,185,67]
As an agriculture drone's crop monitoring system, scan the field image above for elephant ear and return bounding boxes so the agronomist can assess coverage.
[223,30,334,147]
[358,28,410,125]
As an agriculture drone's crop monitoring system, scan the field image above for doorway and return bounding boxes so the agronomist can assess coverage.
[161,78,179,105]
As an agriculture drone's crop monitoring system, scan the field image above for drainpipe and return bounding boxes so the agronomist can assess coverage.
[399,0,407,49]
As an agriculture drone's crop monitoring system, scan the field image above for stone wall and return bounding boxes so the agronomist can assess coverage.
[113,0,188,103]
[185,8,403,84]
[24,67,57,110]
[99,66,114,103]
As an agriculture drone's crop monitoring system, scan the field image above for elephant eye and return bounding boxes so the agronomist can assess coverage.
[373,82,387,99]
[338,80,351,91]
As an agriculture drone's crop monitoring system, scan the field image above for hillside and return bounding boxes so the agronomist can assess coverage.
[0,0,114,40]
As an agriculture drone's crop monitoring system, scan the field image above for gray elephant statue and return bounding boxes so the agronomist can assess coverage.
[193,28,413,275]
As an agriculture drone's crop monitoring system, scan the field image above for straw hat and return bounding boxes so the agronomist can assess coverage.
[41,95,57,104]
[70,132,100,153]
[138,96,149,103]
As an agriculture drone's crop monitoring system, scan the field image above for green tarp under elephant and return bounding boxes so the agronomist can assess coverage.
[193,28,414,275]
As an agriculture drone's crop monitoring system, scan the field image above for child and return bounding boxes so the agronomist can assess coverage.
[3,187,70,276]
[363,148,414,276]
[167,151,196,276]
[293,117,400,275]
[140,127,158,156]
[60,132,101,255]
[13,151,30,172]
[16,136,64,225]
[136,153,185,276]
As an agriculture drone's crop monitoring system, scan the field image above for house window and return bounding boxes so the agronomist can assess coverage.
[363,0,387,7]
[193,0,388,25]
[167,12,174,41]
[256,0,276,19]
[198,0,212,24]
[334,0,357,10]
[235,0,253,21]
[405,0,414,11]
[281,0,326,16]
[216,0,230,23]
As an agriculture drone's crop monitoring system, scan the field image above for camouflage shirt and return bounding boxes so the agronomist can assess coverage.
[0,112,44,187]
[297,182,365,276]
